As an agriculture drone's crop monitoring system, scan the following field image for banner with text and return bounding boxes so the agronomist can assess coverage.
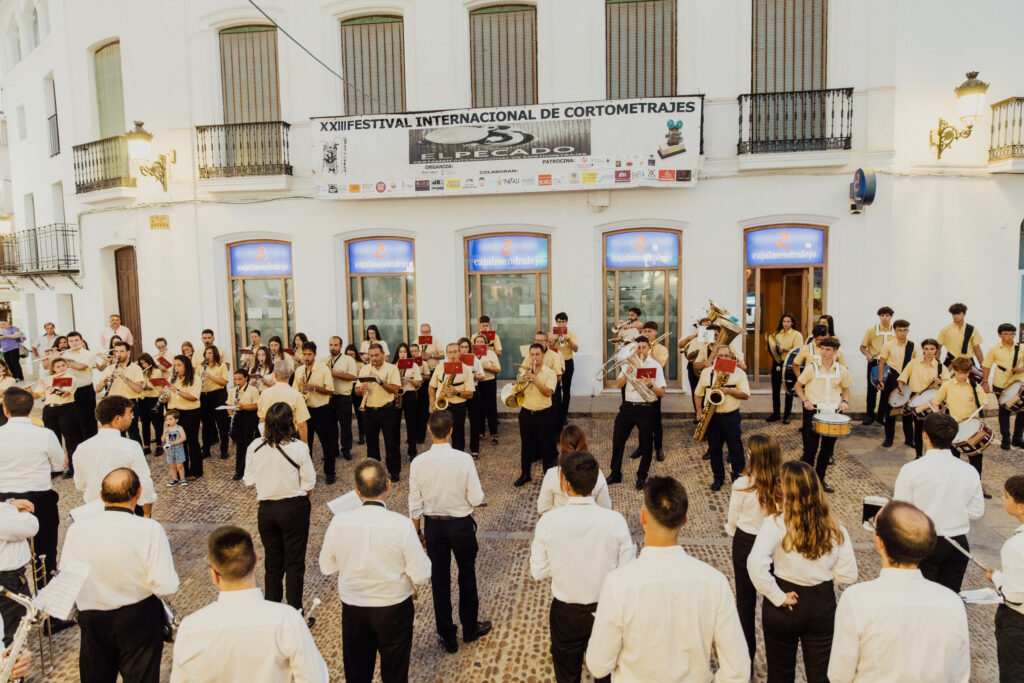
[311,96,703,199]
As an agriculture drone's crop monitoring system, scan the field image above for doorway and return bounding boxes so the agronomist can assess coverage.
[114,246,141,357]
[752,268,809,375]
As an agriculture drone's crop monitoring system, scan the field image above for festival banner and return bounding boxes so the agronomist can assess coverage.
[311,96,703,199]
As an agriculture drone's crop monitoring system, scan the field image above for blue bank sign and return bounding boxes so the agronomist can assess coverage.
[467,235,548,272]
[746,227,825,266]
[605,231,679,268]
[348,239,415,274]
[229,242,292,277]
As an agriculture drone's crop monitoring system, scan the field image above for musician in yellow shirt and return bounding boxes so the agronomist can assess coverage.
[982,323,1024,451]
[416,323,444,443]
[428,343,476,454]
[294,342,338,484]
[227,368,260,481]
[639,321,669,462]
[513,343,557,488]
[549,312,578,428]
[197,345,231,460]
[695,345,750,491]
[930,356,990,492]
[765,313,804,424]
[793,337,852,493]
[324,336,359,460]
[357,343,403,481]
[680,317,713,416]
[859,306,895,426]
[477,316,502,356]
[897,339,949,458]
[937,302,984,368]
[876,319,919,448]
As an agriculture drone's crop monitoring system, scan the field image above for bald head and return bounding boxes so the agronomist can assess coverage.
[100,467,141,506]
[875,500,936,567]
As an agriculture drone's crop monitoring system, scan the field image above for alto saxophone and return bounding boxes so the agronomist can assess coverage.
[434,373,455,411]
[694,370,730,442]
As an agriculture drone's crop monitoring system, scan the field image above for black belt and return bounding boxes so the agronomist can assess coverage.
[521,407,551,414]
[364,403,395,410]
[624,401,654,407]
[425,514,471,522]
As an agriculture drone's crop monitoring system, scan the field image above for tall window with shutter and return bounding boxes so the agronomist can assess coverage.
[219,26,280,124]
[470,5,537,108]
[606,0,676,99]
[751,0,826,93]
[341,16,406,116]
[93,41,125,139]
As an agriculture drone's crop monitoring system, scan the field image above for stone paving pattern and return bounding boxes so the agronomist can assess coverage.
[25,413,1020,682]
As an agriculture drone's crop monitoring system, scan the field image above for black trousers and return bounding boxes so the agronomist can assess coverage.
[137,397,159,448]
[865,358,879,416]
[558,359,574,425]
[478,379,498,436]
[519,406,557,477]
[652,396,663,451]
[443,402,469,453]
[416,380,431,443]
[352,393,365,439]
[549,598,609,683]
[687,361,700,412]
[762,578,835,683]
[731,530,758,663]
[425,516,479,640]
[231,412,258,478]
[466,392,481,453]
[912,417,925,457]
[708,410,744,484]
[800,408,837,484]
[0,568,27,646]
[884,411,915,444]
[257,496,311,611]
[996,603,1024,682]
[42,403,81,462]
[610,404,654,480]
[952,444,984,478]
[770,362,794,418]
[342,597,414,683]
[996,401,1024,446]
[178,408,202,477]
[365,404,401,478]
[920,535,970,593]
[0,488,57,579]
[395,391,418,457]
[2,348,23,381]
[199,388,229,456]
[74,385,98,439]
[877,372,898,422]
[308,404,339,478]
[551,383,562,444]
[78,594,163,683]
[329,393,354,455]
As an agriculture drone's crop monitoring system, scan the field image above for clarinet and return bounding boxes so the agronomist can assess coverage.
[102,361,121,398]
[228,384,241,435]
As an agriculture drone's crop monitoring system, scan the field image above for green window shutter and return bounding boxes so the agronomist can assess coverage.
[219,25,281,124]
[470,5,537,108]
[752,0,826,93]
[606,0,676,99]
[341,16,406,116]
[94,41,125,138]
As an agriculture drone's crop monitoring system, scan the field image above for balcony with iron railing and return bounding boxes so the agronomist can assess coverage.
[990,97,1024,165]
[196,121,292,179]
[738,87,854,155]
[72,136,135,194]
[0,224,80,275]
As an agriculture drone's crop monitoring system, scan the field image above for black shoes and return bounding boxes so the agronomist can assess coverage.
[655,449,665,462]
[904,440,915,448]
[390,473,400,483]
[765,414,780,423]
[701,450,711,461]
[1002,442,1012,451]
[605,472,622,485]
[822,483,836,494]
[862,415,875,426]
[1014,440,1024,449]
[782,415,791,424]
[48,617,76,635]
[439,635,458,653]
[464,621,492,643]
[635,476,647,490]
[357,436,365,445]
[513,474,531,487]
[984,489,993,500]
[325,473,336,485]
[710,480,724,491]
[231,474,243,481]
[881,439,893,448]
[629,448,641,460]
[342,451,352,461]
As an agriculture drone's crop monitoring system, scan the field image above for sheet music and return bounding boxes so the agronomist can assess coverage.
[959,588,1002,605]
[697,328,716,343]
[69,499,104,523]
[34,560,90,620]
[326,490,360,515]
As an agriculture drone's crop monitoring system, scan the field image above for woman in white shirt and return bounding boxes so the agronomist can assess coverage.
[459,337,485,457]
[726,434,782,664]
[538,425,611,513]
[359,325,389,360]
[747,459,857,683]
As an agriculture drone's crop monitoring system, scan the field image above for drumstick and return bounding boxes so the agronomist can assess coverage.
[963,404,986,422]
[944,536,989,571]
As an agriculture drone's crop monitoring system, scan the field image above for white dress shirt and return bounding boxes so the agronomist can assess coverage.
[892,449,984,537]
[100,324,134,350]
[828,568,970,683]
[585,545,750,682]
[408,443,484,519]
[171,587,328,683]
[531,497,634,604]
[748,514,858,607]
[993,525,1024,617]
[725,476,773,536]
[537,466,612,513]
[319,501,431,607]
[243,438,316,501]
[73,428,158,506]
[0,502,39,571]
[620,356,666,403]
[59,507,179,611]
[0,417,65,491]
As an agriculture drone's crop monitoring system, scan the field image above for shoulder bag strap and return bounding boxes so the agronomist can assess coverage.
[902,341,914,370]
[961,324,974,356]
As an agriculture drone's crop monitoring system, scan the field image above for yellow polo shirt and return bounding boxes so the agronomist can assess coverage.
[256,381,311,424]
[293,362,333,409]
[521,365,557,411]
[878,340,919,375]
[684,339,710,362]
[792,342,848,370]
[359,362,402,408]
[796,362,853,407]
[772,329,804,352]
[543,348,565,377]
[983,343,1024,389]
[553,331,578,361]
[99,362,145,399]
[695,367,750,414]
[323,353,358,396]
[898,357,950,394]
[932,378,988,422]
[199,363,229,393]
[479,350,500,381]
[228,382,260,409]
[192,346,228,370]
[400,363,423,389]
[140,367,166,398]
[168,377,201,411]
[937,323,983,360]
[650,342,669,368]
[484,332,502,355]
[429,363,475,406]
[64,347,96,385]
[860,325,896,359]
[39,376,75,406]
[419,341,443,373]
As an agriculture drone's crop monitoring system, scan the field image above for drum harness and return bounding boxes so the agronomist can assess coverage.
[943,324,975,368]
[812,362,841,411]
[993,344,1020,396]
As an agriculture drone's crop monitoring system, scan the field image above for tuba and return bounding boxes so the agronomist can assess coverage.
[703,301,742,359]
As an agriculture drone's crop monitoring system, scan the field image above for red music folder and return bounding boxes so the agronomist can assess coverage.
[238,348,254,355]
[636,368,657,379]
[444,362,462,374]
[412,356,423,366]
[481,330,496,341]
[149,377,171,387]
[418,335,432,345]
[157,356,172,369]
[397,358,414,370]
[283,348,295,356]
[472,344,487,357]
[713,358,738,374]
[459,353,476,366]
[51,376,73,388]
[553,326,568,335]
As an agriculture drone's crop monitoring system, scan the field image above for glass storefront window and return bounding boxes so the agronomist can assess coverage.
[227,241,294,367]
[346,238,417,355]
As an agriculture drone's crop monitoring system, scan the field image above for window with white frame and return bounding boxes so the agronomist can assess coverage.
[340,16,406,116]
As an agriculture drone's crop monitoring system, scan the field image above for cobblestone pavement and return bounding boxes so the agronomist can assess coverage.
[27,415,1020,682]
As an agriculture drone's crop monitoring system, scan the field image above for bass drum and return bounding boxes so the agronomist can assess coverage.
[783,348,801,396]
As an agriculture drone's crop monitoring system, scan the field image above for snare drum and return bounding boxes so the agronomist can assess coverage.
[969,365,984,384]
[909,388,941,421]
[888,385,913,417]
[999,381,1024,415]
[783,348,800,396]
[813,412,852,437]
[953,418,994,457]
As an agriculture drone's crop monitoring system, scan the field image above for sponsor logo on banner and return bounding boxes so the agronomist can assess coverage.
[538,175,552,186]
[431,179,444,190]
[415,180,429,191]
[409,120,591,164]
[230,243,293,277]
[375,182,387,193]
[348,184,361,193]
[676,170,691,182]
[567,172,579,184]
[658,170,675,182]
[614,170,630,183]
[467,235,549,272]
[445,178,461,190]
[605,231,679,268]
[582,171,598,184]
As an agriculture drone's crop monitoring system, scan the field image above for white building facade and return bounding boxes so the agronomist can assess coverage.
[1,0,1022,393]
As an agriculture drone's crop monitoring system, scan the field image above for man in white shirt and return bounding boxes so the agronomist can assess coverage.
[987,474,1024,681]
[893,412,985,592]
[410,410,489,653]
[320,459,431,683]
[172,526,328,683]
[0,387,66,580]
[61,468,179,683]
[99,313,134,350]
[32,322,57,360]
[585,476,749,682]
[531,451,634,683]
[829,500,970,683]
[607,336,667,490]
[0,498,38,646]
[74,396,158,518]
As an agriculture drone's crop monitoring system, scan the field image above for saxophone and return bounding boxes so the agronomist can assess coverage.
[434,372,455,411]
[0,588,37,682]
[694,370,730,442]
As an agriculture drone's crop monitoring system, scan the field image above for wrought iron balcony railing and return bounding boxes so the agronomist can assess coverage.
[8,224,80,274]
[738,87,854,155]
[196,121,292,179]
[72,136,136,193]
[47,113,59,156]
[990,97,1024,162]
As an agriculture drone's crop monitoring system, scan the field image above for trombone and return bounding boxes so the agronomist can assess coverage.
[594,342,658,403]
